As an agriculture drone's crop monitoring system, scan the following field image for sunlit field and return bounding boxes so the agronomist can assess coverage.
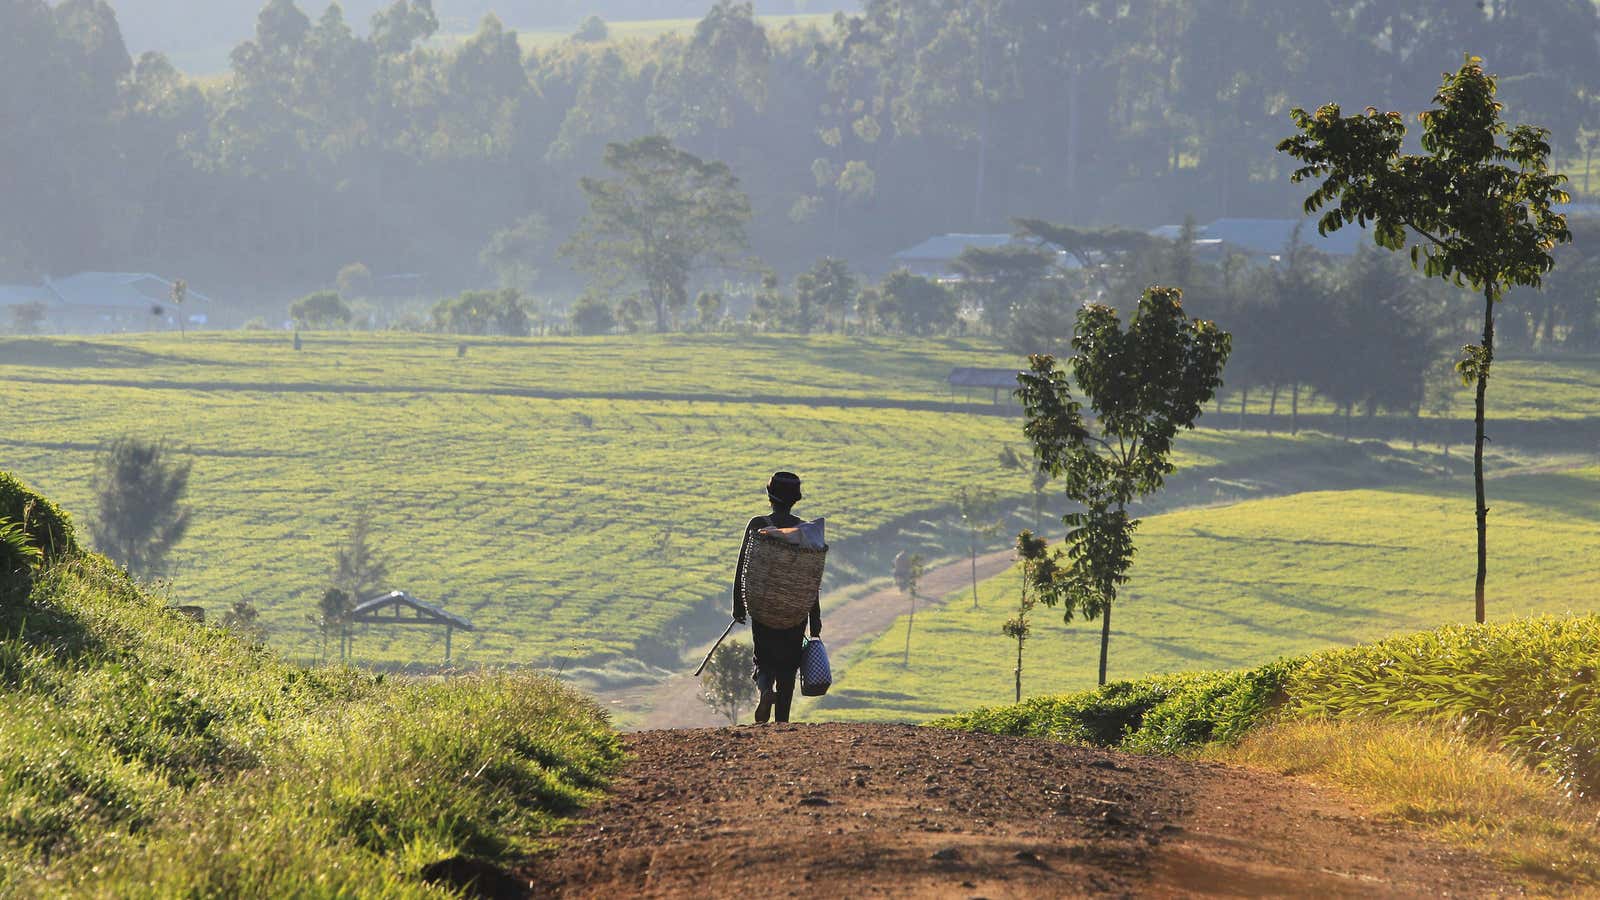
[816,466,1600,722]
[6,333,1593,674]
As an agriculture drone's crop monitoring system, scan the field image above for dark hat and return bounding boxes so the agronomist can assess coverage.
[766,471,803,503]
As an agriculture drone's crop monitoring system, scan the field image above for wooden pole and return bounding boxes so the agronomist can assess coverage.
[694,620,738,677]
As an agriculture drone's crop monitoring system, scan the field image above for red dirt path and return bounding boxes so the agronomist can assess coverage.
[512,724,1530,898]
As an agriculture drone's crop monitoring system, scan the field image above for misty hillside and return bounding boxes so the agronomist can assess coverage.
[108,0,853,69]
[8,0,1597,302]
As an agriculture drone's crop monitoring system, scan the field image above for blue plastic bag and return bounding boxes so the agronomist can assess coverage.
[800,637,832,697]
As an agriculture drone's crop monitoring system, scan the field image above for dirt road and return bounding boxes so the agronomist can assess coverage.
[514,724,1526,898]
[624,549,1018,730]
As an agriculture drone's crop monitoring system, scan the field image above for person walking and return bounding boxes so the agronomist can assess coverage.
[732,471,822,723]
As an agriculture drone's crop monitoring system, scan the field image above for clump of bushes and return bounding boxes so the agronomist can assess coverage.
[0,471,78,562]
[938,615,1600,798]
[935,663,1294,753]
[1287,616,1600,798]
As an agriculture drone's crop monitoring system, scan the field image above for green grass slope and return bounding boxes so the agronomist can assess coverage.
[0,333,1301,672]
[0,486,620,895]
[816,466,1600,722]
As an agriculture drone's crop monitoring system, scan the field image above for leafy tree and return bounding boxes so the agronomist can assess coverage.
[573,15,608,43]
[954,485,1003,609]
[220,599,267,643]
[794,257,857,333]
[90,437,193,578]
[1016,286,1230,686]
[569,294,616,335]
[1279,56,1571,624]
[479,214,550,293]
[1006,530,1050,703]
[1004,280,1078,357]
[431,288,529,336]
[951,243,1055,334]
[694,290,723,331]
[563,136,751,332]
[698,638,755,724]
[892,550,925,667]
[309,587,352,662]
[288,290,352,329]
[877,270,956,335]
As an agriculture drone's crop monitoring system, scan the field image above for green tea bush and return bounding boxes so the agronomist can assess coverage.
[1287,616,1600,798]
[939,617,1600,800]
[0,471,77,561]
[934,662,1295,753]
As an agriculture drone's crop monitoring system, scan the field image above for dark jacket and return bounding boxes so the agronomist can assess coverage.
[732,512,822,638]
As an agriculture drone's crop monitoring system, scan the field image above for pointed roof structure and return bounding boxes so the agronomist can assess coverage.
[350,590,474,631]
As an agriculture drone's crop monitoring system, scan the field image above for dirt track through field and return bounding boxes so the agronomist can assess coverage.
[621,548,1019,729]
[511,723,1526,898]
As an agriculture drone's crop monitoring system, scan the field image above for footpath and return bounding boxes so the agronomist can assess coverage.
[518,723,1523,898]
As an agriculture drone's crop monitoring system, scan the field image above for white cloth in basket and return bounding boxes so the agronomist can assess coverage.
[758,516,826,551]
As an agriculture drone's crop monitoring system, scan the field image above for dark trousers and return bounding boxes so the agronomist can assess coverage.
[755,667,797,722]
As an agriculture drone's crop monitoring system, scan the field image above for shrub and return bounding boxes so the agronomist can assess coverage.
[0,470,78,562]
[288,290,352,329]
[1286,616,1600,798]
[934,663,1294,753]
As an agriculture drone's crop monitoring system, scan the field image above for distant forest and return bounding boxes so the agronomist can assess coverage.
[4,0,1598,296]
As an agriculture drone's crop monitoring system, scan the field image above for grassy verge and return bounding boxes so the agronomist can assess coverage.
[1,534,621,894]
[935,615,1600,886]
[1219,718,1600,884]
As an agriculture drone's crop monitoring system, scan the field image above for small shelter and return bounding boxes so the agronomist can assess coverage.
[349,590,475,665]
[948,367,1024,406]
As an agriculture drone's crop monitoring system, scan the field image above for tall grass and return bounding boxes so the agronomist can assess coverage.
[0,553,621,895]
[1222,718,1600,884]
[937,615,1600,886]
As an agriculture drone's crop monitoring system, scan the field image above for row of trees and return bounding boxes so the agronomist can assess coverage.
[7,0,1598,294]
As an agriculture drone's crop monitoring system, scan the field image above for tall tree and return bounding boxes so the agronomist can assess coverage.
[1006,530,1050,703]
[954,485,1002,609]
[892,550,925,667]
[90,437,193,577]
[794,257,858,333]
[1279,56,1570,623]
[1016,286,1230,686]
[564,136,751,332]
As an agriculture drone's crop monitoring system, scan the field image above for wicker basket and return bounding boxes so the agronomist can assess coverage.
[741,530,828,629]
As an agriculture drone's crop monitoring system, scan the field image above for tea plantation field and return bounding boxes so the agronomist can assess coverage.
[815,465,1600,722]
[2,332,1306,673]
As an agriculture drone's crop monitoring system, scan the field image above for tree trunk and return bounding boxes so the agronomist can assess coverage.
[1014,635,1024,703]
[1343,404,1353,440]
[1238,387,1248,431]
[973,1,992,224]
[1098,599,1111,687]
[1291,382,1299,435]
[903,591,915,666]
[1267,385,1279,435]
[970,542,979,609]
[1474,288,1495,624]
